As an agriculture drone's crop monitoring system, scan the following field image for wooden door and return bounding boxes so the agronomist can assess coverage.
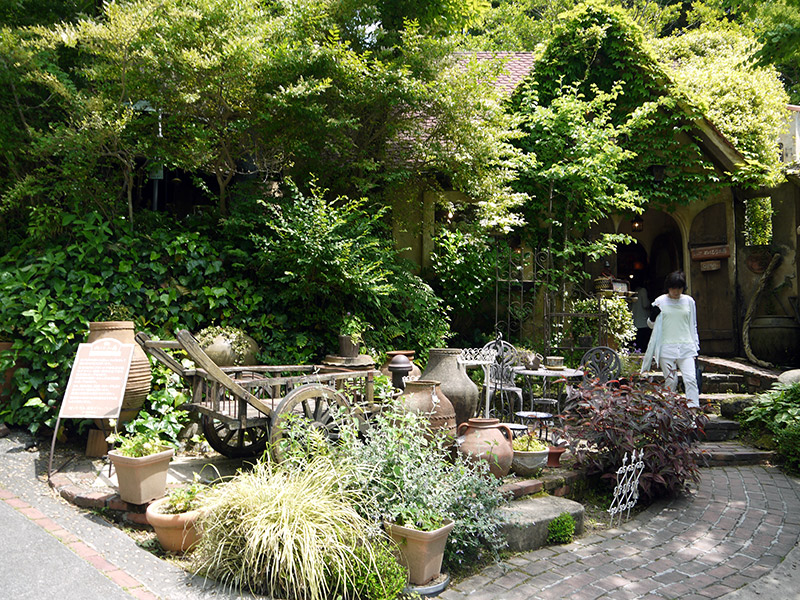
[689,203,736,355]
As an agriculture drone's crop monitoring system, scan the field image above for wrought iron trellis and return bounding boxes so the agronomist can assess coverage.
[608,450,645,527]
[494,245,609,354]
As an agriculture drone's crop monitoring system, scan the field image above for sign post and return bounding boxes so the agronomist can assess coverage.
[48,338,134,478]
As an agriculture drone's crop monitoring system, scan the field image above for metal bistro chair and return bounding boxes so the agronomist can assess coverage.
[579,346,621,385]
[481,336,524,423]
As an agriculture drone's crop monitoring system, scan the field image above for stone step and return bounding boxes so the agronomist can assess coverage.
[697,356,781,393]
[700,393,757,418]
[699,372,746,393]
[698,414,739,442]
[499,495,585,552]
[695,441,775,466]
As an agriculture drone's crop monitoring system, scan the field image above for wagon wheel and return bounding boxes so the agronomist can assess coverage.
[269,384,362,462]
[202,415,270,458]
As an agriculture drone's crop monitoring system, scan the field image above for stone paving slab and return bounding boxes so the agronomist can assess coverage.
[437,466,800,600]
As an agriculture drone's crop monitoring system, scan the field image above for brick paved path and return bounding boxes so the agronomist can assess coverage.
[440,466,800,600]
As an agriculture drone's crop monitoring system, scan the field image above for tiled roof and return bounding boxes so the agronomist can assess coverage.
[455,51,536,95]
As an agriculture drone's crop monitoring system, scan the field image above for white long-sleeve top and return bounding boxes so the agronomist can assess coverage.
[640,293,699,371]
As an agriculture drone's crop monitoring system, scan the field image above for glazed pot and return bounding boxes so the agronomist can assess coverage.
[399,379,457,439]
[511,449,549,477]
[200,330,259,366]
[146,497,202,552]
[87,321,151,422]
[456,417,513,478]
[420,348,479,426]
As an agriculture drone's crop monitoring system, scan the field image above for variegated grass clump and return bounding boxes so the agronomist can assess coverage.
[192,456,389,600]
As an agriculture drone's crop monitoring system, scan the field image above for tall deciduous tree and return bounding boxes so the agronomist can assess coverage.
[2,0,523,229]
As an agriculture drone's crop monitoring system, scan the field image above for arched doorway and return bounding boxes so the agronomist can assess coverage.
[617,210,683,302]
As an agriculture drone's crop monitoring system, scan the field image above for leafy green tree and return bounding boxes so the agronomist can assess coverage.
[459,0,682,51]
[686,0,800,102]
[654,29,789,187]
[512,85,642,292]
[2,0,523,230]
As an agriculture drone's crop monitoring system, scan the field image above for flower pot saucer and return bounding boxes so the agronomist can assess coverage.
[405,572,450,597]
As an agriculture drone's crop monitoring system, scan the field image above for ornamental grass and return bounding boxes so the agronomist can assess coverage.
[191,456,390,600]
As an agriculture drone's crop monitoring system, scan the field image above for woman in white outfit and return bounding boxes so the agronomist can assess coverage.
[640,271,700,408]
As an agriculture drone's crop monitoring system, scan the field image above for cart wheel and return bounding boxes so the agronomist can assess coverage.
[270,384,362,462]
[201,415,270,458]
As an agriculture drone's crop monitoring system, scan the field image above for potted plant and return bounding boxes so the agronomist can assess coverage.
[146,476,207,552]
[384,506,455,587]
[0,325,22,402]
[339,313,368,358]
[107,429,174,504]
[511,433,549,476]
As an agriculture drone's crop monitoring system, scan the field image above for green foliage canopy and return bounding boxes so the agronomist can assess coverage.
[654,28,789,187]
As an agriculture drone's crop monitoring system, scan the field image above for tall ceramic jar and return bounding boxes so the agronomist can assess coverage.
[420,348,479,426]
[87,321,151,423]
[457,417,513,478]
[399,379,457,440]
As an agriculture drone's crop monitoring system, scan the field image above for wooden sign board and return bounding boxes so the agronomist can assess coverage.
[691,245,730,261]
[701,260,721,272]
[59,339,134,419]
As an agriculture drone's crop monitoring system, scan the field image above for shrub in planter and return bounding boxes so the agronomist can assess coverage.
[106,429,175,504]
[333,403,508,575]
[558,379,706,502]
[146,478,208,552]
[511,434,549,476]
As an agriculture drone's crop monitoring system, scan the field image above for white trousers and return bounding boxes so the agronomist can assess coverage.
[659,356,700,408]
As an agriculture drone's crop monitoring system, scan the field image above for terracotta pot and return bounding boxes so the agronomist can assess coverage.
[146,497,202,552]
[547,445,567,468]
[385,519,455,586]
[456,417,513,478]
[108,447,174,505]
[511,449,549,476]
[338,334,360,358]
[0,341,21,403]
[399,379,457,439]
[380,350,422,379]
[87,322,151,422]
[420,348,479,426]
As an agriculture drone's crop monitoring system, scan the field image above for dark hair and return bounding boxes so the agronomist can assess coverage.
[664,270,686,291]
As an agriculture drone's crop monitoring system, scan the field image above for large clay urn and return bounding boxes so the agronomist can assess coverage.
[399,379,457,440]
[457,417,513,478]
[420,348,479,426]
[380,350,422,379]
[87,321,151,422]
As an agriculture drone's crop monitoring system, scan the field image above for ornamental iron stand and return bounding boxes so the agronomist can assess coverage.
[608,450,645,527]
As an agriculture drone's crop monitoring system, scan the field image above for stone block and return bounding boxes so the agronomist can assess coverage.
[499,495,584,552]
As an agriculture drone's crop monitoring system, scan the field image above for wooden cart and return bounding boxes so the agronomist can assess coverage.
[135,329,378,459]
